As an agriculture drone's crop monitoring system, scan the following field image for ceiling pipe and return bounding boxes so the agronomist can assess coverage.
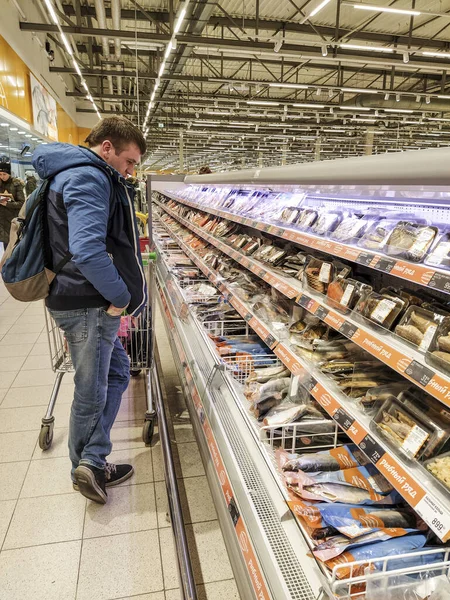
[354,94,450,112]
[111,0,122,96]
[93,0,114,103]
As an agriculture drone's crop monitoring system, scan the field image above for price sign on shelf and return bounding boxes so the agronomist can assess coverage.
[415,495,450,541]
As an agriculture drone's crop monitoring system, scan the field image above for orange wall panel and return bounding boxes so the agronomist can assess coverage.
[0,35,81,144]
[0,35,32,123]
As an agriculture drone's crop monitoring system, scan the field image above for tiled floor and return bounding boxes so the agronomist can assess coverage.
[0,278,240,600]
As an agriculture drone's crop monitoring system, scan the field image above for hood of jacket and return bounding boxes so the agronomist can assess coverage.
[32,143,134,191]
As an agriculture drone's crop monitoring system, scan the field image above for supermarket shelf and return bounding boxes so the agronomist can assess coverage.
[153,239,325,600]
[160,190,450,294]
[156,213,450,544]
[154,198,450,412]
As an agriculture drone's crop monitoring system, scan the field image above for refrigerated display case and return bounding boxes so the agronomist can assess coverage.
[150,150,450,600]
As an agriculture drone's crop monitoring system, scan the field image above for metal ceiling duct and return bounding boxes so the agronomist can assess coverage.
[93,0,114,99]
[111,0,122,96]
[354,94,450,113]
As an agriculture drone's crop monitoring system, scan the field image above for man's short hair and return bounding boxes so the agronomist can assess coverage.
[85,116,146,155]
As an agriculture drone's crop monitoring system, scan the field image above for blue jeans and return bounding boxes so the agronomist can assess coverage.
[49,307,130,479]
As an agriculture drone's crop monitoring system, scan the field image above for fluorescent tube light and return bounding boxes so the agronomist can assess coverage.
[73,61,82,78]
[309,0,332,17]
[384,108,414,114]
[292,103,325,108]
[247,100,280,106]
[174,5,187,35]
[423,51,450,59]
[43,0,59,24]
[341,87,379,94]
[437,95,450,99]
[340,43,394,53]
[60,33,73,56]
[158,62,166,77]
[269,83,309,90]
[352,4,421,16]
[339,106,371,111]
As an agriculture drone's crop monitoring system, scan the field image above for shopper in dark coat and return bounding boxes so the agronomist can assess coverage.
[25,172,38,196]
[0,159,25,246]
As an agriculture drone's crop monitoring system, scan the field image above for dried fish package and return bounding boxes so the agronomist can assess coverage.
[384,221,438,262]
[276,206,302,224]
[310,211,342,236]
[331,213,379,243]
[358,215,410,251]
[355,291,406,330]
[303,256,335,294]
[360,383,407,414]
[296,208,318,231]
[426,316,450,374]
[372,397,432,459]
[424,451,450,492]
[425,231,450,269]
[395,306,442,352]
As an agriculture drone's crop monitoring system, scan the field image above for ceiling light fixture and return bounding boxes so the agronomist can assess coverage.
[269,83,309,90]
[309,0,332,18]
[339,106,371,111]
[43,0,100,120]
[340,43,394,53]
[247,100,280,106]
[352,4,420,16]
[341,87,378,94]
[292,103,325,108]
[384,108,414,114]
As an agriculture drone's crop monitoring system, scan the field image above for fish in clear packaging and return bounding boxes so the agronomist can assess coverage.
[246,365,290,383]
[303,483,372,504]
[247,377,292,402]
[262,404,309,427]
[281,445,365,473]
[253,391,286,419]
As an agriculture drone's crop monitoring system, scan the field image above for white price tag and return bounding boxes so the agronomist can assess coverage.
[415,495,450,540]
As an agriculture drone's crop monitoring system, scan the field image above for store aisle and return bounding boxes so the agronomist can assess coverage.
[0,277,239,600]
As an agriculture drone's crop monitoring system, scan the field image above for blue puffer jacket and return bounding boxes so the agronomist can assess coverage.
[32,143,147,315]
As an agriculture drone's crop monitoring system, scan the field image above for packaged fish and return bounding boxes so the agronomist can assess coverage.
[424,451,450,492]
[276,206,303,224]
[262,246,288,267]
[310,211,343,236]
[319,504,423,539]
[286,467,400,505]
[314,529,420,562]
[303,256,335,294]
[252,244,275,261]
[355,291,406,330]
[296,208,318,231]
[426,317,450,374]
[262,402,311,428]
[358,215,411,251]
[325,533,427,579]
[360,384,407,414]
[279,444,370,473]
[366,572,450,600]
[331,213,380,243]
[425,230,450,270]
[241,239,260,255]
[311,463,393,496]
[397,389,450,460]
[327,278,372,312]
[372,397,432,459]
[395,306,442,352]
[384,221,438,262]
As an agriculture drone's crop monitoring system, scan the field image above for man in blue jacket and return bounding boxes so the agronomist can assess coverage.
[33,116,147,504]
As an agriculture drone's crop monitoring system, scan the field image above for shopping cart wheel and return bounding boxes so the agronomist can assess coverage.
[130,369,142,377]
[39,418,54,451]
[142,413,156,445]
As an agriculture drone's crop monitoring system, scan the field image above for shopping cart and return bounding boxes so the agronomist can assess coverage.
[38,252,158,450]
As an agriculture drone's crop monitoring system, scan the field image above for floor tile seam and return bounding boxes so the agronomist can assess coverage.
[75,490,88,600]
[0,455,35,552]
[2,526,161,554]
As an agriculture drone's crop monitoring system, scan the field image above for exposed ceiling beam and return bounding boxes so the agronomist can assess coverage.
[58,5,450,51]
[21,23,450,74]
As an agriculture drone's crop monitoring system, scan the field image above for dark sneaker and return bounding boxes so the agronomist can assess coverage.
[73,463,134,492]
[105,463,134,487]
[74,464,107,504]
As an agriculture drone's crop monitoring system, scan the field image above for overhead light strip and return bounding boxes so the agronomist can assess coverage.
[43,0,101,120]
[143,1,189,132]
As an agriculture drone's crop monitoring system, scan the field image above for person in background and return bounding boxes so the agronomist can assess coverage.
[25,171,38,196]
[199,165,212,174]
[32,116,147,505]
[0,158,25,248]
